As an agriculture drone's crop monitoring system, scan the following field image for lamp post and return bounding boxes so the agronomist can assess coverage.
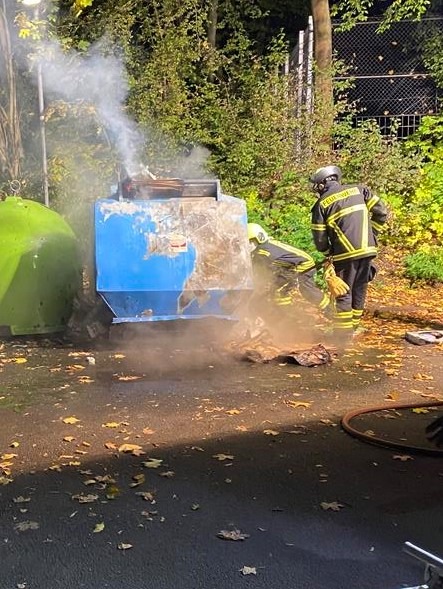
[22,0,49,207]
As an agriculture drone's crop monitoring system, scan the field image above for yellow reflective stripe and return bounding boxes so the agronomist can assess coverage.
[319,294,330,309]
[327,203,367,223]
[257,249,270,257]
[320,187,360,209]
[371,221,384,231]
[335,311,352,319]
[366,195,380,211]
[362,202,368,249]
[334,322,354,329]
[312,223,326,231]
[297,261,315,272]
[332,247,377,261]
[352,309,363,317]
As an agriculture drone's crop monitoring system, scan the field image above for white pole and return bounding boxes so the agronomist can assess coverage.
[37,57,49,207]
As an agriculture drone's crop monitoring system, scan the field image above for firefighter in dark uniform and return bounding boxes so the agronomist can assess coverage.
[247,223,331,318]
[310,165,387,339]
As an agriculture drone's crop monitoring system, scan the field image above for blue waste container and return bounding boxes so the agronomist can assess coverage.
[94,179,253,324]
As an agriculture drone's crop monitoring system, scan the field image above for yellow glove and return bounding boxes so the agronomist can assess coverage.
[324,261,350,298]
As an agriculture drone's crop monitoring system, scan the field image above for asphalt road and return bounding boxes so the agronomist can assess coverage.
[0,328,442,589]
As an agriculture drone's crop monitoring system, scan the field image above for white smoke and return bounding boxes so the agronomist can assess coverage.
[36,41,144,175]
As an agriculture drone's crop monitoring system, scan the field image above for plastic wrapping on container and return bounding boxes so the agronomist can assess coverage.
[95,179,253,324]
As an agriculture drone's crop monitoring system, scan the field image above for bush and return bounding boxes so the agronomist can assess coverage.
[404,248,443,284]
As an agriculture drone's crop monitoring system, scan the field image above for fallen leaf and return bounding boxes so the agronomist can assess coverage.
[412,408,429,414]
[117,375,142,381]
[63,436,75,442]
[10,441,19,448]
[135,491,155,501]
[212,453,234,461]
[93,522,105,533]
[235,425,248,432]
[1,453,17,460]
[217,529,250,541]
[62,416,80,425]
[263,429,279,436]
[142,458,163,469]
[102,422,120,429]
[129,474,145,487]
[142,428,155,435]
[13,357,27,364]
[284,400,311,409]
[240,566,257,576]
[72,493,98,503]
[105,485,121,499]
[320,501,345,511]
[159,470,175,478]
[0,476,13,485]
[104,442,117,450]
[392,454,414,461]
[413,373,433,381]
[14,521,39,531]
[13,496,31,504]
[117,543,133,550]
[226,409,241,415]
[118,444,144,455]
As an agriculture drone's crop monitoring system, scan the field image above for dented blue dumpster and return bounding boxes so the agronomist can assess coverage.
[94,178,253,324]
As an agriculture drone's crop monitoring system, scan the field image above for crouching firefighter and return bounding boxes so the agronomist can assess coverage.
[310,165,387,340]
[247,223,332,319]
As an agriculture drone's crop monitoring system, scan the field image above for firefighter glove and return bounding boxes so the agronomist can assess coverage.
[323,261,350,298]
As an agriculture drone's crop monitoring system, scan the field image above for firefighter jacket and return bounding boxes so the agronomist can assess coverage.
[311,182,387,262]
[253,238,316,287]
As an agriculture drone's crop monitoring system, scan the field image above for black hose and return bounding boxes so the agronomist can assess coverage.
[341,400,443,456]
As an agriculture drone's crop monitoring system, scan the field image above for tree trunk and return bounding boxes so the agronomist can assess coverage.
[0,2,23,183]
[208,0,218,49]
[311,0,333,150]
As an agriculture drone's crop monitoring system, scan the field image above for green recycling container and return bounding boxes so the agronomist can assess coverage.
[0,196,82,335]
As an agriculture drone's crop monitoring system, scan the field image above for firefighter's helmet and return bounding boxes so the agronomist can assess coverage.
[310,165,342,187]
[247,223,269,244]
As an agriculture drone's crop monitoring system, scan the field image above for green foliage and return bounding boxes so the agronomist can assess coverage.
[391,115,443,247]
[332,0,432,31]
[417,22,443,89]
[404,248,443,284]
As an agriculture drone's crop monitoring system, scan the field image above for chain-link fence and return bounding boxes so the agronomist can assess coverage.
[291,16,442,138]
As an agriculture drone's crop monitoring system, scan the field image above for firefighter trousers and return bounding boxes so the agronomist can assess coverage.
[332,257,374,334]
[275,269,330,312]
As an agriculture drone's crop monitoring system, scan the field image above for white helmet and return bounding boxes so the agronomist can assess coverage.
[247,223,269,244]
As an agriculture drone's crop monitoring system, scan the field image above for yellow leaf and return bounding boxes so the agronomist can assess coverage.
[93,522,105,533]
[263,429,279,436]
[412,408,429,414]
[102,422,120,429]
[63,436,75,442]
[63,416,80,424]
[13,357,27,364]
[212,453,234,461]
[142,458,163,469]
[10,441,19,448]
[320,501,344,511]
[117,543,133,550]
[1,453,17,460]
[284,400,311,409]
[118,443,144,455]
[226,409,241,415]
